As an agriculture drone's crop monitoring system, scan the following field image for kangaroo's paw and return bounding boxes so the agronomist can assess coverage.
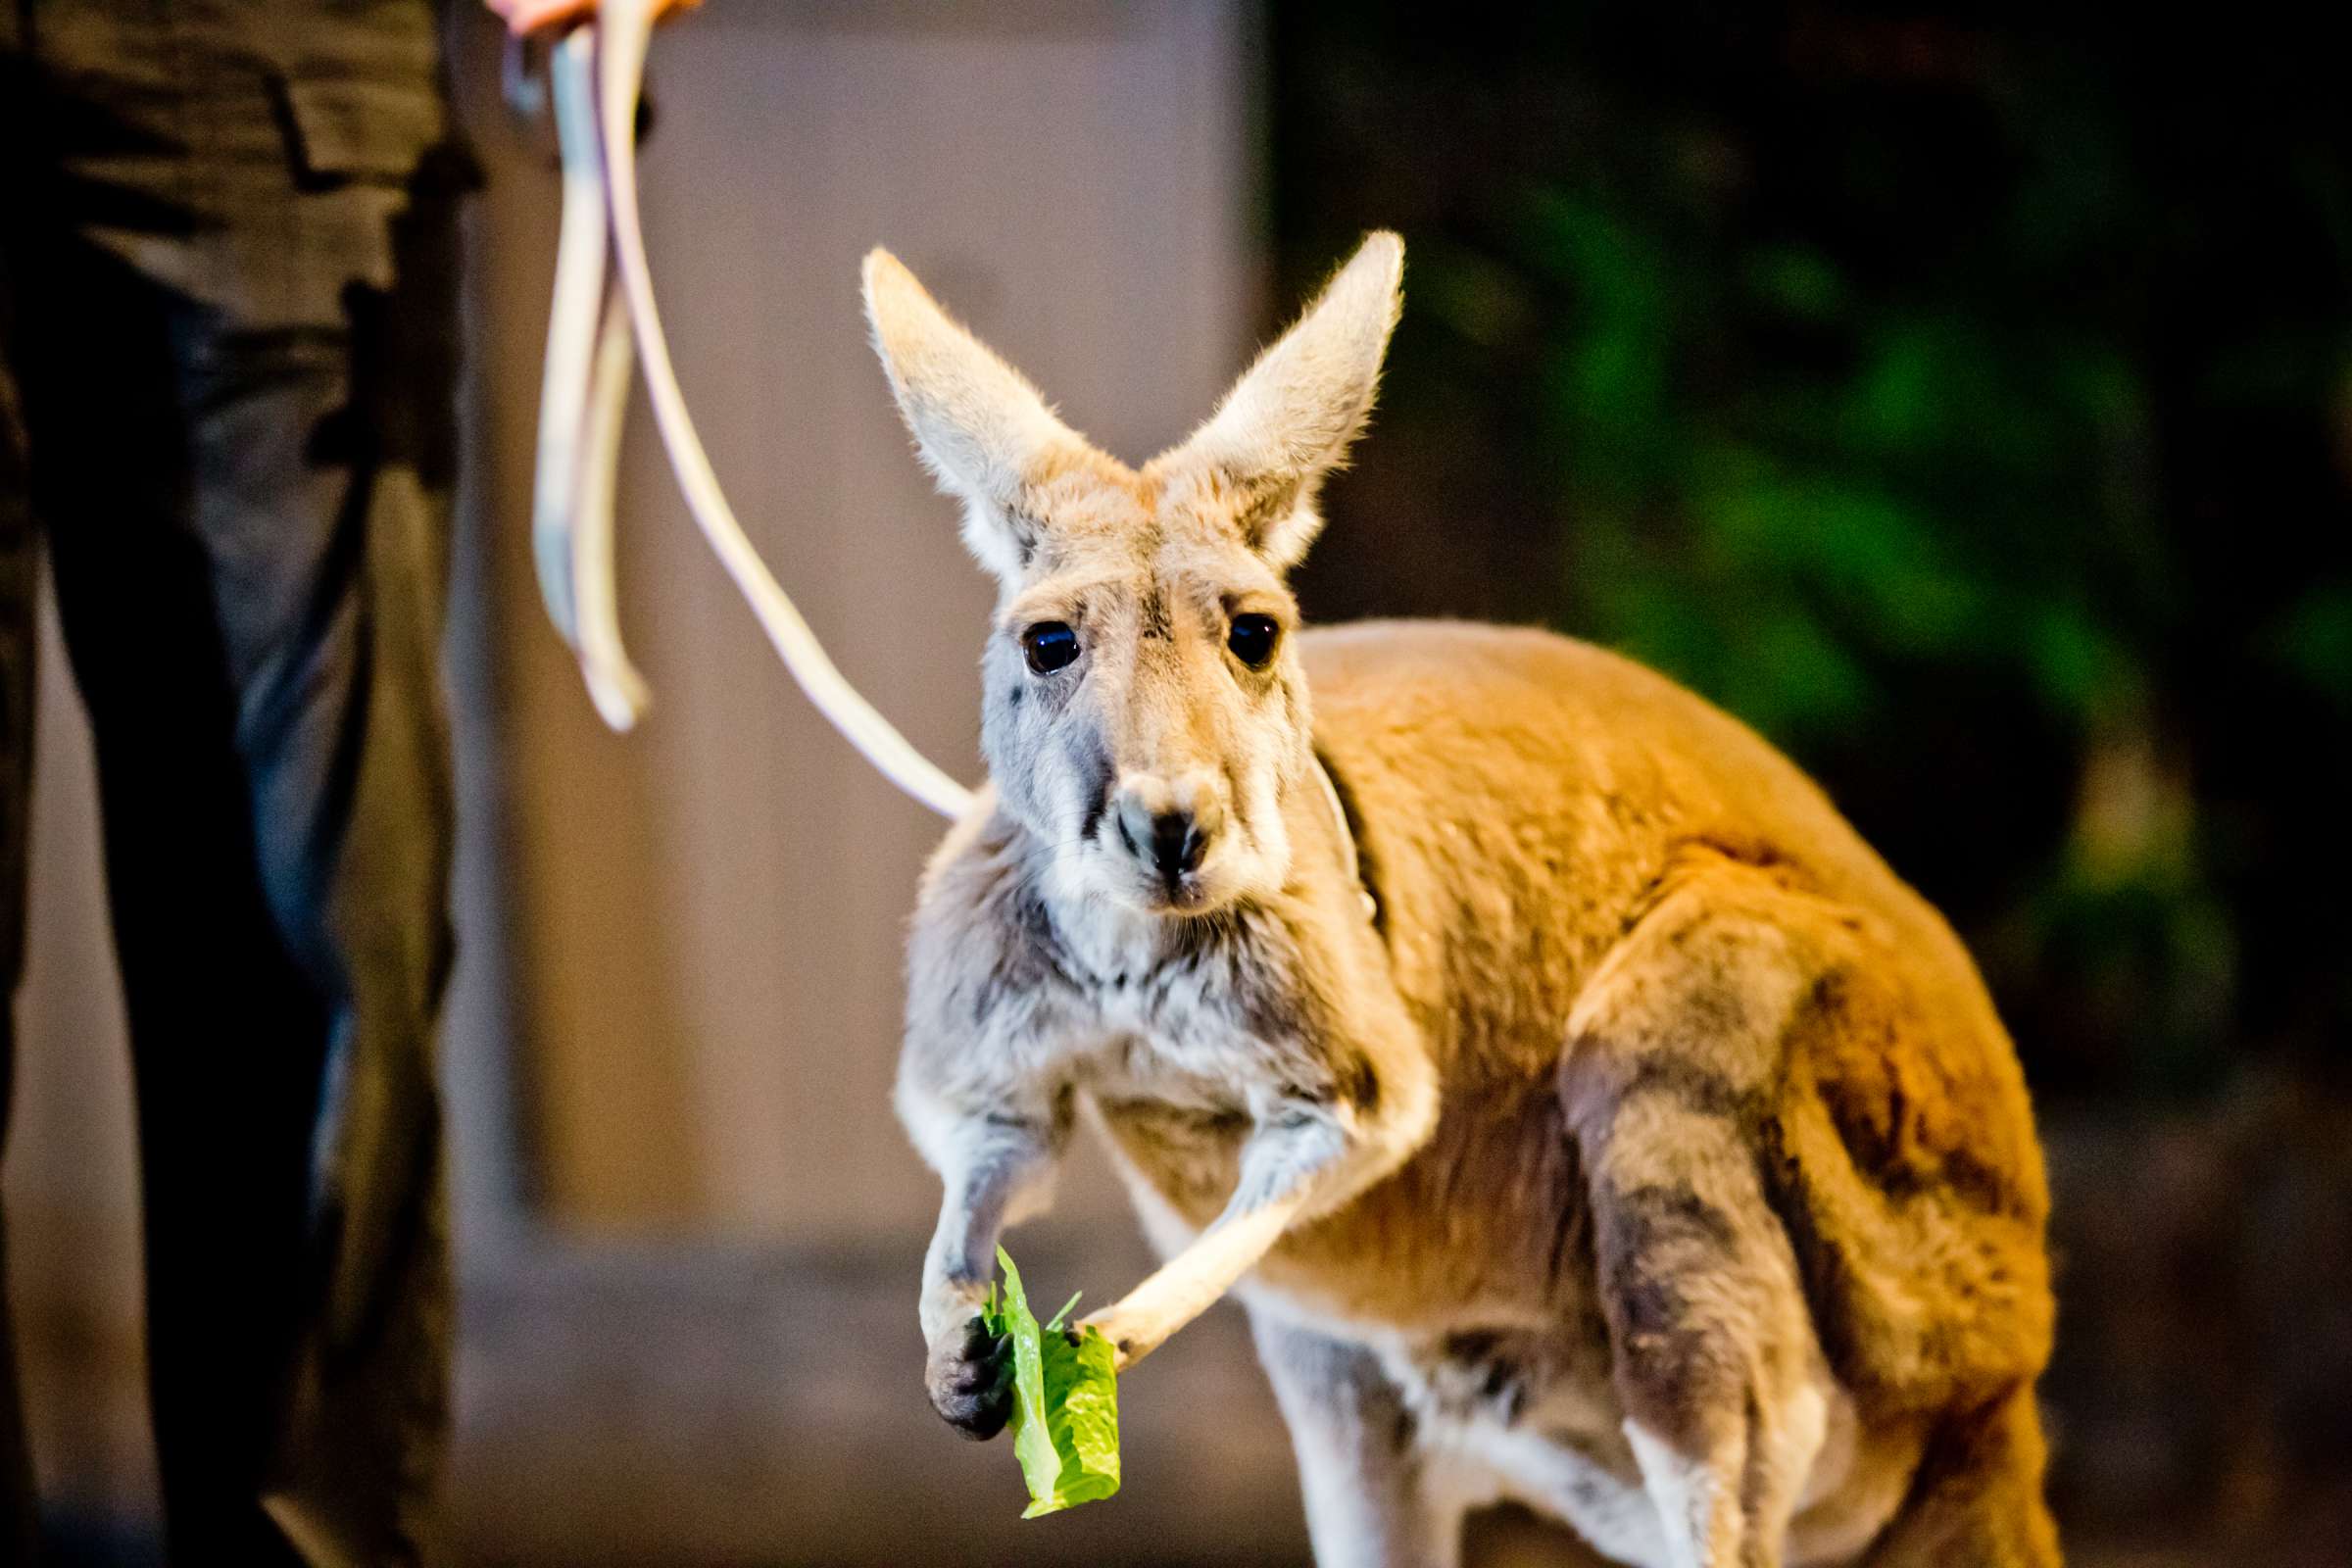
[926,1315,1014,1440]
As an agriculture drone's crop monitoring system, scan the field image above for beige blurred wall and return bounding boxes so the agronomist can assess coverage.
[4,590,154,1529]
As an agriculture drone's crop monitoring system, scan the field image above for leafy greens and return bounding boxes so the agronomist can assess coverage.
[981,1246,1121,1518]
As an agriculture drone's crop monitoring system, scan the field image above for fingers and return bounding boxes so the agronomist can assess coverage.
[487,0,703,38]
[487,0,593,34]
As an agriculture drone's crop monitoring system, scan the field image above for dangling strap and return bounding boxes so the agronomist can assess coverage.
[531,30,648,731]
[528,1,977,820]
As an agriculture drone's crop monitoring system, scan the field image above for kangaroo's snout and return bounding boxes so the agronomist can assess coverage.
[1108,774,1225,894]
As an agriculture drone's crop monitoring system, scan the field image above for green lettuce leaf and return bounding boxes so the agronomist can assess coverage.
[981,1246,1121,1518]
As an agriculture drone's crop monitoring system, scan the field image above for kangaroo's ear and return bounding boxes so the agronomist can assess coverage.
[863,248,1086,579]
[1169,230,1403,570]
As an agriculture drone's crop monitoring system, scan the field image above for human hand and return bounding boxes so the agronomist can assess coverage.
[485,0,702,36]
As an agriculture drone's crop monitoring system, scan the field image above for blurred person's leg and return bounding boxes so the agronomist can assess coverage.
[4,3,467,1562]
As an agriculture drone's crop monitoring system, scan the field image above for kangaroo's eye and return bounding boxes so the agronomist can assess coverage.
[1020,620,1080,674]
[1228,612,1280,669]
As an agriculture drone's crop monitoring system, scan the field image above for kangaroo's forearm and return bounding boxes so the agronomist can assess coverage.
[914,1102,1065,1343]
[1089,1195,1305,1369]
[1083,1096,1403,1368]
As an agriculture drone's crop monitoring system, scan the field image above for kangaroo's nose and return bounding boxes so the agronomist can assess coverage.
[1149,810,1202,881]
[1112,779,1222,887]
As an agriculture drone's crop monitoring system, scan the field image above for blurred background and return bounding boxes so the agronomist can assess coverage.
[7,2,2349,1564]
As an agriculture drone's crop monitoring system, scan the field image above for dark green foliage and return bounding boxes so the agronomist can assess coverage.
[1270,3,2352,1099]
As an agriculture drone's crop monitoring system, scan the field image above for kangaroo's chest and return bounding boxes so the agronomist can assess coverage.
[1039,919,1304,1204]
[1053,906,1343,1105]
[1080,977,1282,1213]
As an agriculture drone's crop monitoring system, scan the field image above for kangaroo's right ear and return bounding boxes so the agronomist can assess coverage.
[863,249,1085,579]
[1163,231,1403,570]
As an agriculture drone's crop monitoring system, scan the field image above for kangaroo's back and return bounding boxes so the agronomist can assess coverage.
[1302,618,1965,1040]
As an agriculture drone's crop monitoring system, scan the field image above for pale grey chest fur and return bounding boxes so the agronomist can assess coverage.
[1001,871,1346,1116]
[906,792,1355,1083]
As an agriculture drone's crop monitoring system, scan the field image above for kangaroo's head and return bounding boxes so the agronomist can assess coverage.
[864,233,1402,916]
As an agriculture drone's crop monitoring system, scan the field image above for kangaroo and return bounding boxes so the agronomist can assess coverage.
[867,232,2059,1568]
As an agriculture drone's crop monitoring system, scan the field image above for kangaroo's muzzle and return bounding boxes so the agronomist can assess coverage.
[1109,773,1226,897]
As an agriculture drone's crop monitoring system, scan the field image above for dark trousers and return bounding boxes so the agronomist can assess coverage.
[0,3,466,1562]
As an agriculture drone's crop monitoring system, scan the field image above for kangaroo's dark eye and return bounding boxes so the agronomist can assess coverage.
[1228,612,1280,669]
[1020,620,1080,674]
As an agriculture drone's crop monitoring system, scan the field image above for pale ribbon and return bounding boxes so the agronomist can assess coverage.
[528,1,977,819]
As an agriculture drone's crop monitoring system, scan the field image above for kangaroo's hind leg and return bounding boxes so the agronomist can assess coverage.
[1252,1312,1468,1568]
[1560,866,1848,1568]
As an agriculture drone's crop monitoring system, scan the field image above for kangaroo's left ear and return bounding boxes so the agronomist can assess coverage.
[1166,230,1403,570]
